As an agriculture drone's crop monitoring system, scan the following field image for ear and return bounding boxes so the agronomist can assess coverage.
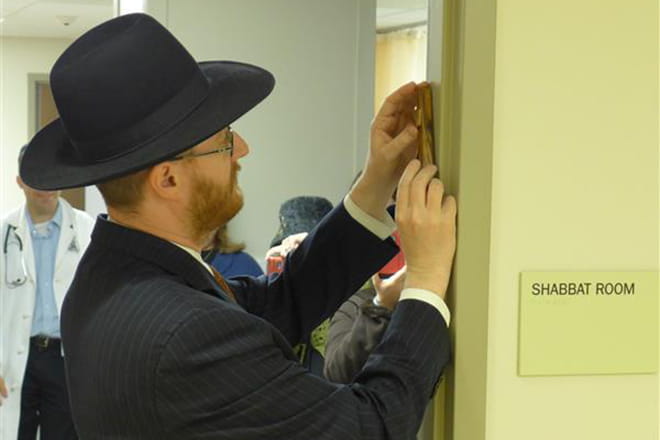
[16,175,25,190]
[147,162,185,201]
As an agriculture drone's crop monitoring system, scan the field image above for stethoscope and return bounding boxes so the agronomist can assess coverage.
[4,224,28,288]
[3,217,81,288]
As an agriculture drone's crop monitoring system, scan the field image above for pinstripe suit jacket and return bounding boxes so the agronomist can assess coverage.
[61,203,451,439]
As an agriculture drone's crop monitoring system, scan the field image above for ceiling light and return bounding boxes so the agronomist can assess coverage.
[56,15,78,27]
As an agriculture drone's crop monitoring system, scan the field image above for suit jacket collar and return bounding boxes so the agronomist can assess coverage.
[91,215,233,302]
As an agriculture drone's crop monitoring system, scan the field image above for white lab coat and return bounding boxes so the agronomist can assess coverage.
[0,199,94,440]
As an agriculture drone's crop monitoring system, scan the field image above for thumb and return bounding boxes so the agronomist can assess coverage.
[371,274,383,293]
[387,124,418,158]
[389,265,407,286]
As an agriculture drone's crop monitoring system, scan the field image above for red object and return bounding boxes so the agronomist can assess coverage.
[267,255,285,275]
[379,231,405,276]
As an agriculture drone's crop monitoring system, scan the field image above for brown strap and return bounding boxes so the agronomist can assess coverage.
[210,267,237,303]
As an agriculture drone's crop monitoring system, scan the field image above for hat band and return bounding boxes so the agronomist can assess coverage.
[71,72,210,163]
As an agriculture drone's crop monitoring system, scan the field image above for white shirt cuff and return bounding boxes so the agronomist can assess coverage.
[343,195,396,240]
[399,288,451,326]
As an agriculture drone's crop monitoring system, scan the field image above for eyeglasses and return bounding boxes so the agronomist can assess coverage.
[170,126,233,161]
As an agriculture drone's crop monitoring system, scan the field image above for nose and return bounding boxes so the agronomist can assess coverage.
[232,132,249,159]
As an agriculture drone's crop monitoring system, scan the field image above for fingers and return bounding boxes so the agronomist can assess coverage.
[397,160,439,212]
[372,82,418,135]
[441,194,457,220]
[409,165,439,214]
[265,244,283,259]
[372,269,405,311]
[386,123,418,160]
[426,178,445,210]
[371,273,383,293]
[374,82,417,122]
[0,377,7,400]
[363,81,423,204]
[281,232,307,256]
[393,151,456,297]
[388,265,407,287]
[396,159,422,212]
[373,265,406,295]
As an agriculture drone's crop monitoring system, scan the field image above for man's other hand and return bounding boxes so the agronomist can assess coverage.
[265,232,308,259]
[350,82,420,220]
[396,160,457,299]
[372,266,406,310]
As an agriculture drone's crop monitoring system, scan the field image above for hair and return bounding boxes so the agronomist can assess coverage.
[209,224,245,254]
[97,169,150,210]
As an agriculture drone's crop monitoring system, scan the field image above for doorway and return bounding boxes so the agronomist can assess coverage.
[28,75,85,210]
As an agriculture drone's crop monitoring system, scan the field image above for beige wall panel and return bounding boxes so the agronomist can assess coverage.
[486,0,658,439]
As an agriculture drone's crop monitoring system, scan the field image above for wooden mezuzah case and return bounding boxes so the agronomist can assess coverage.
[415,83,437,169]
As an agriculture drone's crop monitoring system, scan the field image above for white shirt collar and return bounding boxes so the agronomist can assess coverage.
[170,242,214,274]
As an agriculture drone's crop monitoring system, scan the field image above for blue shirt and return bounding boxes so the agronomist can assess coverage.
[208,252,264,278]
[27,203,62,337]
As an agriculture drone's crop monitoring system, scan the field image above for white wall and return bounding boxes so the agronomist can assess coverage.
[144,0,376,264]
[0,37,72,214]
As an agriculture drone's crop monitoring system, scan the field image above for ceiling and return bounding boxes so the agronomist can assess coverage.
[0,0,427,39]
[377,0,427,32]
[0,0,114,39]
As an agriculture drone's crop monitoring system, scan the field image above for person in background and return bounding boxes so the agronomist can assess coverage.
[274,200,412,384]
[323,182,417,383]
[265,196,334,375]
[203,224,263,278]
[0,146,94,440]
[265,195,333,272]
[323,266,407,383]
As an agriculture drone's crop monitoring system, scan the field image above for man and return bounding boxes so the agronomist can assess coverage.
[0,146,94,439]
[20,13,457,439]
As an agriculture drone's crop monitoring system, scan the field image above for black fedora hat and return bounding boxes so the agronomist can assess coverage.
[20,13,275,190]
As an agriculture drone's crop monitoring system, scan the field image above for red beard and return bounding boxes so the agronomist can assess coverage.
[188,165,243,244]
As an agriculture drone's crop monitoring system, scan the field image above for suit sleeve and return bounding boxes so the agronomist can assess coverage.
[323,289,392,384]
[155,300,450,440]
[226,202,398,347]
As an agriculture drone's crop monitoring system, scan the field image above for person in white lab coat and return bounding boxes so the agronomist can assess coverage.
[0,146,93,440]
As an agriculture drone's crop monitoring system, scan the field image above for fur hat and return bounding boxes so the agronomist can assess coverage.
[270,196,333,247]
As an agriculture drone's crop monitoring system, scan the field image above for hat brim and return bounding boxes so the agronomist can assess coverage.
[21,61,274,190]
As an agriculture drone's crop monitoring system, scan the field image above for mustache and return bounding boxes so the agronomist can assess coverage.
[231,164,241,183]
